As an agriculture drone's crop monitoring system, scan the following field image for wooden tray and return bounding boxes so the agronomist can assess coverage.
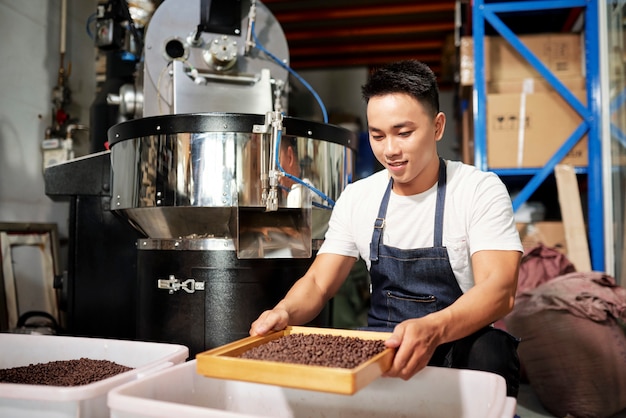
[196,326,394,395]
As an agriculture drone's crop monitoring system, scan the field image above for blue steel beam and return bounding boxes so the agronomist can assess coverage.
[584,0,604,271]
[472,0,604,271]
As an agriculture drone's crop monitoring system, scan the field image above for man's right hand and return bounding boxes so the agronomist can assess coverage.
[249,308,290,336]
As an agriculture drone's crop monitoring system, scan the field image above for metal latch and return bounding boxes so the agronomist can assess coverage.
[157,275,205,294]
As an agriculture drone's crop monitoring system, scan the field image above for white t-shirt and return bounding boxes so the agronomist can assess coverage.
[286,178,316,208]
[318,160,523,293]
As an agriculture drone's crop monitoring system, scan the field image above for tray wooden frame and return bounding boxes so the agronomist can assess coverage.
[196,326,394,395]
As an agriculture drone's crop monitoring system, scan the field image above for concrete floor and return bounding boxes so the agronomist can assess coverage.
[515,384,555,418]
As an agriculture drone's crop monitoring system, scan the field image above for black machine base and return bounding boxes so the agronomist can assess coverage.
[136,248,328,357]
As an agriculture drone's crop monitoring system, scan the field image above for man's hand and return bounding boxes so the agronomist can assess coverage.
[249,308,289,336]
[383,317,442,379]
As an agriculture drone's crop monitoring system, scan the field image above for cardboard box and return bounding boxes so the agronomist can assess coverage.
[489,33,583,82]
[486,90,588,168]
[460,33,583,86]
[488,76,586,94]
[461,92,474,165]
[460,36,491,86]
[441,33,458,84]
[517,222,567,254]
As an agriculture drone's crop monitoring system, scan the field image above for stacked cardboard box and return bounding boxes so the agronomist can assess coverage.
[460,33,588,168]
[516,221,567,255]
[459,36,491,87]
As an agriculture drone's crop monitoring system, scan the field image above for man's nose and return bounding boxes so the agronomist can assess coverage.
[384,137,401,156]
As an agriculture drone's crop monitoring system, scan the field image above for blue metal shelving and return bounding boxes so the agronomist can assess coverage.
[472,0,604,271]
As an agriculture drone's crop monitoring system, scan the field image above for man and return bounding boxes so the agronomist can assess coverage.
[250,60,523,397]
[278,136,318,208]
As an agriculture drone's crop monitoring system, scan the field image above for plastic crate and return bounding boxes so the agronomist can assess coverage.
[109,359,517,418]
[0,333,188,418]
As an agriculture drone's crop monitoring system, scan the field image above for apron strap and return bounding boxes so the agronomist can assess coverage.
[370,179,393,262]
[370,157,447,261]
[433,157,446,247]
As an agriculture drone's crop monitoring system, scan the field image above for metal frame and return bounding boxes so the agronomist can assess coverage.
[0,222,61,331]
[472,0,604,271]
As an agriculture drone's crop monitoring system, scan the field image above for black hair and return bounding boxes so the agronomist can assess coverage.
[280,135,297,150]
[361,60,440,118]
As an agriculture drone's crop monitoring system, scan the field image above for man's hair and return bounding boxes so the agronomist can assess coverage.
[361,60,440,118]
[280,135,297,151]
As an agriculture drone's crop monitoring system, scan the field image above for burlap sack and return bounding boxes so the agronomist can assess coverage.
[506,308,626,418]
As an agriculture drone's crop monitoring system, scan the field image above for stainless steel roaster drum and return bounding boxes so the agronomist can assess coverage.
[107,112,357,246]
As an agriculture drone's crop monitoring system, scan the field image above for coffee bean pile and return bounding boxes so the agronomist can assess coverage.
[0,358,133,386]
[239,333,386,369]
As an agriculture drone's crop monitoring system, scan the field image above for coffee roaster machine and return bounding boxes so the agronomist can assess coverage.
[45,0,356,356]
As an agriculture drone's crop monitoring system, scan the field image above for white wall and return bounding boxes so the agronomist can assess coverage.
[292,67,369,125]
[0,0,96,242]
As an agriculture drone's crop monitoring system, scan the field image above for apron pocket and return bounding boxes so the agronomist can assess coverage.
[385,291,438,321]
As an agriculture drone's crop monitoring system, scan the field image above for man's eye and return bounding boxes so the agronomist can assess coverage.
[399,131,412,137]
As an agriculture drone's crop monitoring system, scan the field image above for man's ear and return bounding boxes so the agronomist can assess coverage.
[287,145,297,165]
[434,112,446,141]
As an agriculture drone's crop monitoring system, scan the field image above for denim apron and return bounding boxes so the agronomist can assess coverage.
[366,158,463,330]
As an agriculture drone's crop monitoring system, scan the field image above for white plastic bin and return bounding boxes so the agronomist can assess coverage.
[108,359,517,418]
[0,333,189,418]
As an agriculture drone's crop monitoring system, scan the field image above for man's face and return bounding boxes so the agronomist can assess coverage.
[367,92,445,196]
[278,142,297,189]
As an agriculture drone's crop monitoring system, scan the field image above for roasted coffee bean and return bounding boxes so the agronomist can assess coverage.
[239,334,386,368]
[0,358,133,386]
